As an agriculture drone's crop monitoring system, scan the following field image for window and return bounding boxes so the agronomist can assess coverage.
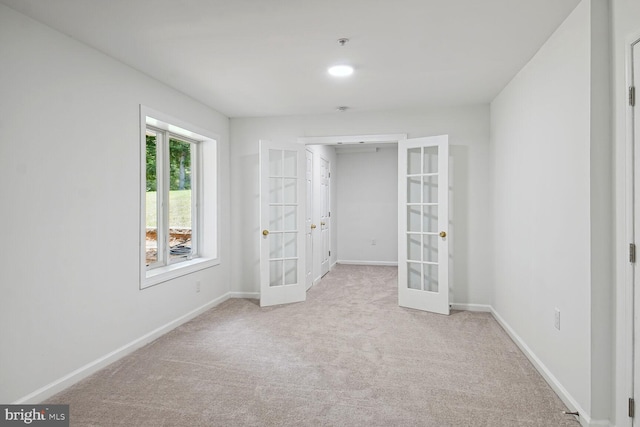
[145,128,197,266]
[140,106,218,288]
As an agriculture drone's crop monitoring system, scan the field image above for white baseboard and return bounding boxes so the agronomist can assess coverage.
[450,303,492,312]
[229,291,259,299]
[15,291,609,427]
[15,292,233,404]
[490,307,608,427]
[337,260,398,266]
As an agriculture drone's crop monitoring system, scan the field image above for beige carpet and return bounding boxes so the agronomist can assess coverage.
[49,264,578,426]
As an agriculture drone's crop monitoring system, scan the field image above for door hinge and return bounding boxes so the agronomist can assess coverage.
[630,86,636,107]
[328,250,331,256]
[631,243,636,263]
[329,211,331,217]
[630,397,635,417]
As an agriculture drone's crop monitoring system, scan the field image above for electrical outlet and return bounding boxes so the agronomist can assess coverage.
[554,308,560,330]
[371,239,377,245]
[196,281,201,293]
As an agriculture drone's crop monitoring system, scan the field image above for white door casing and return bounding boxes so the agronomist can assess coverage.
[259,140,306,307]
[633,39,640,427]
[398,135,450,315]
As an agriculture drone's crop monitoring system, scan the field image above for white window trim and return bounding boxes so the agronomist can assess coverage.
[140,105,219,289]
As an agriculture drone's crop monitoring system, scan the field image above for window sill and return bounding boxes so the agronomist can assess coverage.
[142,257,219,289]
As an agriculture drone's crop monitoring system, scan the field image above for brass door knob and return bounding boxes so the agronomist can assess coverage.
[311,224,317,229]
[439,231,447,238]
[262,230,269,236]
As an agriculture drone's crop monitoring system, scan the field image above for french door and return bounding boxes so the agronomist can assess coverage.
[259,140,306,307]
[398,135,450,315]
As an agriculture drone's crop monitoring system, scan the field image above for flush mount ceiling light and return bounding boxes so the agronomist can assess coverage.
[328,65,354,77]
[328,37,354,77]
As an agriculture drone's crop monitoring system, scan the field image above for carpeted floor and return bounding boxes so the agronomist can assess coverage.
[49,264,579,426]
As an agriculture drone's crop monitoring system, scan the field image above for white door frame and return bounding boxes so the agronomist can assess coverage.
[628,35,640,427]
[299,134,408,281]
[299,134,408,146]
[618,33,640,427]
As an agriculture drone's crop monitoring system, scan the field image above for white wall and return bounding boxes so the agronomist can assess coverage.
[230,105,492,305]
[0,4,231,403]
[490,1,612,423]
[612,0,640,426]
[336,147,398,264]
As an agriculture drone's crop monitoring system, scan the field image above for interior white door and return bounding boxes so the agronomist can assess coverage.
[320,157,331,276]
[305,149,314,290]
[260,140,306,307]
[398,135,449,315]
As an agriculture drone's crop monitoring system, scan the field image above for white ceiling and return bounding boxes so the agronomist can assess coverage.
[1,0,580,118]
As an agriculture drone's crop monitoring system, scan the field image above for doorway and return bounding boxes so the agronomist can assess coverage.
[261,133,450,315]
[300,134,406,287]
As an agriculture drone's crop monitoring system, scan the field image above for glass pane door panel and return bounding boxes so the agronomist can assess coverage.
[408,206,422,232]
[269,206,283,230]
[283,232,297,257]
[407,177,421,203]
[269,178,283,203]
[408,263,422,289]
[424,264,439,292]
[423,235,438,262]
[284,260,297,285]
[269,149,283,176]
[283,206,296,230]
[408,148,421,175]
[283,179,297,203]
[269,233,283,258]
[270,260,283,287]
[422,176,438,203]
[283,150,297,176]
[422,206,438,232]
[423,146,438,173]
[408,234,421,261]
